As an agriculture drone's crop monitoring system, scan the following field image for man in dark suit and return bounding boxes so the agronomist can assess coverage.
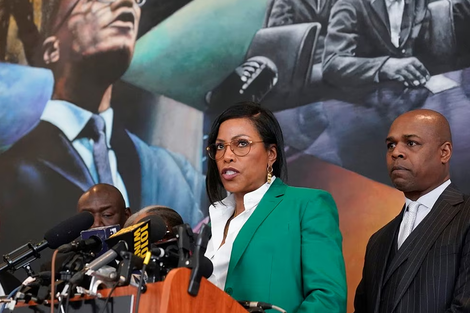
[354,109,470,313]
[322,0,470,87]
[0,0,204,257]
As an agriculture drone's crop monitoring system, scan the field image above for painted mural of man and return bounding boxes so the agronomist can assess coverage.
[0,0,204,255]
[322,0,470,87]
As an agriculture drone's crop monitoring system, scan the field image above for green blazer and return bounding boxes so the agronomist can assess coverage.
[224,179,346,313]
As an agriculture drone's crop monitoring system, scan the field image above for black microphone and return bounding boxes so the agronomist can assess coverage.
[188,223,212,296]
[69,217,166,285]
[69,240,128,285]
[0,212,94,274]
[57,224,120,254]
[135,215,167,243]
[57,237,101,254]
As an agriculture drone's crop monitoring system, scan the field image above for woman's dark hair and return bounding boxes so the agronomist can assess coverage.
[206,101,287,204]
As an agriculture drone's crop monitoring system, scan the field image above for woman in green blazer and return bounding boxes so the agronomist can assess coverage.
[204,102,346,313]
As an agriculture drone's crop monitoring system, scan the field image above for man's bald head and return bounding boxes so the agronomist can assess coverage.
[386,109,453,200]
[77,184,131,228]
[393,109,452,143]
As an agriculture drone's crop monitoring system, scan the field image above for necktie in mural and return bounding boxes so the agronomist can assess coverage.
[84,114,114,185]
[398,201,419,249]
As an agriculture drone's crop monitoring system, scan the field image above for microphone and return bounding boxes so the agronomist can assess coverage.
[57,224,121,255]
[69,240,128,285]
[237,301,287,313]
[0,212,94,274]
[188,223,213,296]
[199,256,213,279]
[69,217,165,285]
[106,216,167,257]
[134,215,167,243]
[110,216,167,286]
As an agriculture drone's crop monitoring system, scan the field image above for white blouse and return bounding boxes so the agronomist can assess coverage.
[205,177,276,289]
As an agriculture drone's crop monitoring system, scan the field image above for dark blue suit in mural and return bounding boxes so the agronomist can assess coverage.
[0,113,204,255]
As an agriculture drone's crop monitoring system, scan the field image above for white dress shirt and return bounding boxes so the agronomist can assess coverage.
[40,100,129,206]
[397,179,451,245]
[385,0,405,47]
[205,176,276,290]
[0,282,4,296]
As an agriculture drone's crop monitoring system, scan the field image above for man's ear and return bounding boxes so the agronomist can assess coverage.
[125,207,132,219]
[43,36,60,64]
[441,141,452,164]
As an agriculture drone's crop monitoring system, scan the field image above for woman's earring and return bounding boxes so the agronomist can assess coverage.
[267,165,273,184]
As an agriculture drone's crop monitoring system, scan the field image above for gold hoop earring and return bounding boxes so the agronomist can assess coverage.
[267,165,273,184]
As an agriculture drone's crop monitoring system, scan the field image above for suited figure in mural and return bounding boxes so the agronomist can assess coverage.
[0,0,204,255]
[265,0,337,64]
[354,109,470,313]
[322,0,470,88]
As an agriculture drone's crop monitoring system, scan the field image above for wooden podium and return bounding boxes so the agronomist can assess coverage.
[15,268,246,313]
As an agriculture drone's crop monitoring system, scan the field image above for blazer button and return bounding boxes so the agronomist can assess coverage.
[225,287,233,295]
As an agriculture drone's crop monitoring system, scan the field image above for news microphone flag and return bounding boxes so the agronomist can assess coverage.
[106,220,151,259]
[80,224,121,257]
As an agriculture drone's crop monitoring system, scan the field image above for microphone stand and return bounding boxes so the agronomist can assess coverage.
[175,224,194,268]
[0,240,49,276]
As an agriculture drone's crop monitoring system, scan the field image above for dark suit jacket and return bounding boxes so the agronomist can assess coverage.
[0,118,204,260]
[322,0,433,86]
[0,120,141,259]
[354,184,470,313]
[265,0,336,32]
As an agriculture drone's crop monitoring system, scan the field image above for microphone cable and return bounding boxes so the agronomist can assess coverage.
[238,301,287,313]
[97,281,119,313]
[0,286,21,313]
[50,249,60,313]
[134,251,151,313]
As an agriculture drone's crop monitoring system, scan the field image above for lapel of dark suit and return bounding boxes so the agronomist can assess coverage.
[35,121,95,191]
[227,179,287,276]
[369,211,403,313]
[386,185,464,312]
[368,0,393,41]
[398,0,426,47]
[111,119,142,211]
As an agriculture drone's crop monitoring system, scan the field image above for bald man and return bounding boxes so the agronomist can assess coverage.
[77,184,131,228]
[354,110,470,313]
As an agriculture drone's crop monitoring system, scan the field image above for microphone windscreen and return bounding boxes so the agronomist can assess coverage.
[136,215,167,242]
[44,212,94,249]
[201,256,213,279]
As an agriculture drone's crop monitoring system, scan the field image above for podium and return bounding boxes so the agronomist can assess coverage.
[15,268,247,313]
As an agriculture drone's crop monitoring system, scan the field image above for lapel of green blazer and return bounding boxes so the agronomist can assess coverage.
[227,178,288,277]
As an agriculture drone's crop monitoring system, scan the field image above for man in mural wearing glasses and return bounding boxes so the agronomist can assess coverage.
[0,0,204,255]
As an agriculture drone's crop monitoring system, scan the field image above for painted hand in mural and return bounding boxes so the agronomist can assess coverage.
[379,57,431,87]
[206,56,278,108]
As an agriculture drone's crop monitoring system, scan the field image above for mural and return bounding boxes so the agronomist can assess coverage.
[1,0,469,311]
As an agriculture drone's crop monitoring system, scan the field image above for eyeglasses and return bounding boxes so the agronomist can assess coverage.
[206,139,264,160]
